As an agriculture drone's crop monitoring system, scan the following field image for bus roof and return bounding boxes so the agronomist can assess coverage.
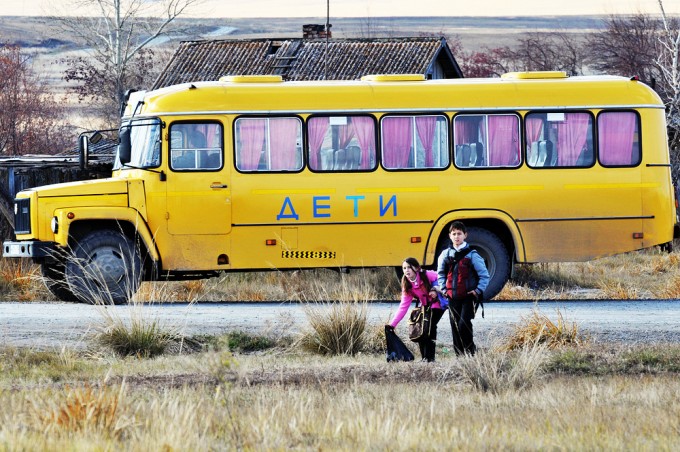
[127,73,664,118]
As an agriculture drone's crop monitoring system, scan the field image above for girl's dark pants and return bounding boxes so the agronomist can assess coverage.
[449,298,476,355]
[418,308,445,362]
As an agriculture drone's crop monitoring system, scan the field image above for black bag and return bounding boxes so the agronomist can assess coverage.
[407,305,433,342]
[385,326,414,362]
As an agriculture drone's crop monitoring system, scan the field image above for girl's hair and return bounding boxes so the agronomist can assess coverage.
[401,257,431,294]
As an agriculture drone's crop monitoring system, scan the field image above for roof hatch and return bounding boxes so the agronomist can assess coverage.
[501,71,568,80]
[219,75,284,83]
[361,74,426,82]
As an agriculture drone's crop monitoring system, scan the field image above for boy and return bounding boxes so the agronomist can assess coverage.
[436,221,490,355]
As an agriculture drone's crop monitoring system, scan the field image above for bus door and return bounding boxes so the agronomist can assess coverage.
[166,121,231,236]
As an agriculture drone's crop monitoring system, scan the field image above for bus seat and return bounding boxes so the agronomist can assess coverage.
[537,140,555,167]
[320,148,334,170]
[527,141,539,166]
[334,148,346,170]
[346,145,361,170]
[455,144,471,167]
[575,146,594,166]
[545,140,556,166]
[471,142,485,166]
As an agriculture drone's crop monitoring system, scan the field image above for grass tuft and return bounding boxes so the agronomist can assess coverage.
[450,345,548,394]
[500,308,586,351]
[93,303,185,358]
[40,384,124,434]
[298,301,368,355]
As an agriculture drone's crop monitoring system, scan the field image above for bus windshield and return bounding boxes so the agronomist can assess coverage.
[114,118,162,170]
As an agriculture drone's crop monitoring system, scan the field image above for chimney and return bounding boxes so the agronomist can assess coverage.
[303,24,332,40]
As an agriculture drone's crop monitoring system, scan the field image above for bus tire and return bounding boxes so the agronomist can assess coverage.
[41,261,78,302]
[65,230,142,305]
[466,227,511,300]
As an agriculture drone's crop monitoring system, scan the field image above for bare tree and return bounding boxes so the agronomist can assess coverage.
[54,0,203,127]
[0,44,69,156]
[657,0,680,154]
[509,32,586,75]
[586,14,661,87]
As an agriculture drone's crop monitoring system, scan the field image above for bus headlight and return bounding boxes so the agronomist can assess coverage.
[50,216,58,234]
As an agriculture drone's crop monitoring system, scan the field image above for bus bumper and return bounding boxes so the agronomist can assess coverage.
[2,240,55,258]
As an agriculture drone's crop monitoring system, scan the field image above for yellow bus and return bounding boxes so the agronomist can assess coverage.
[3,71,678,304]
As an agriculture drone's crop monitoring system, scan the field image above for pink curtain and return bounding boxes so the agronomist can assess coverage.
[351,116,375,169]
[382,117,412,168]
[237,119,265,170]
[338,124,355,150]
[308,117,329,170]
[598,112,637,166]
[525,116,543,143]
[454,117,479,145]
[488,116,519,166]
[416,116,436,167]
[557,113,590,166]
[269,118,299,170]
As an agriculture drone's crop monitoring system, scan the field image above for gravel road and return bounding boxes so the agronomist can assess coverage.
[2,300,680,350]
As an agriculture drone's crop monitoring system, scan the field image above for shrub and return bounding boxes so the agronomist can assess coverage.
[298,301,368,355]
[93,303,184,358]
[501,308,586,351]
[451,344,548,394]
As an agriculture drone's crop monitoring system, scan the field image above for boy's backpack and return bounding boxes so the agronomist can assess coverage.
[444,248,484,318]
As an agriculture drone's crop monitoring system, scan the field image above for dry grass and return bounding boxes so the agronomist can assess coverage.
[2,343,680,450]
[500,308,587,351]
[2,245,680,302]
[298,301,369,355]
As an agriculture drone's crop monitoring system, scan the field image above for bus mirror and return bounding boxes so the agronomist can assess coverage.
[89,131,103,145]
[118,126,132,164]
[78,134,89,170]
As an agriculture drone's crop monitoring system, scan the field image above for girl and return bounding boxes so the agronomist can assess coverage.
[387,257,447,362]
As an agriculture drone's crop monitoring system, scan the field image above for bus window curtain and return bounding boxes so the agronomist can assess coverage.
[454,117,478,144]
[525,116,543,143]
[557,113,590,166]
[237,119,265,170]
[488,115,519,166]
[269,118,299,170]
[416,116,436,167]
[382,117,412,168]
[308,117,329,170]
[338,124,355,150]
[598,112,636,166]
[351,116,375,169]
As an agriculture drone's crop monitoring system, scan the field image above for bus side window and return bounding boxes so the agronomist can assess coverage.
[235,117,302,172]
[454,113,519,168]
[170,122,223,171]
[598,111,640,167]
[526,112,592,168]
[382,114,449,170]
[307,115,377,172]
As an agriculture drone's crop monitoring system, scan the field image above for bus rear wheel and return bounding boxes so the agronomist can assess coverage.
[465,227,511,300]
[65,230,142,305]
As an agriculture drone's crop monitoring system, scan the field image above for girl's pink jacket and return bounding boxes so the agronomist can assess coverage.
[389,270,442,328]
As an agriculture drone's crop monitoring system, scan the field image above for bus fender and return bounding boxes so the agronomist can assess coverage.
[424,210,525,266]
[52,206,160,262]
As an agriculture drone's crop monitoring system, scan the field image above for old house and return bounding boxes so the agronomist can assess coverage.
[152,31,463,88]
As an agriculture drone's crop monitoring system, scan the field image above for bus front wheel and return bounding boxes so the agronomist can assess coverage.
[65,230,142,305]
[41,261,78,302]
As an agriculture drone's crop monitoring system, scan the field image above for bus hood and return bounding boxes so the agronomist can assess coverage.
[21,178,129,199]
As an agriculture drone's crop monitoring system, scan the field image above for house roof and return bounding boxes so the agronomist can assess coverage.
[152,37,463,89]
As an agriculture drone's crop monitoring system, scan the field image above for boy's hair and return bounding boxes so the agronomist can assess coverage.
[449,221,467,234]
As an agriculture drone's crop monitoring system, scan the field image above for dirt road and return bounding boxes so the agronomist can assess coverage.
[1,300,679,349]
